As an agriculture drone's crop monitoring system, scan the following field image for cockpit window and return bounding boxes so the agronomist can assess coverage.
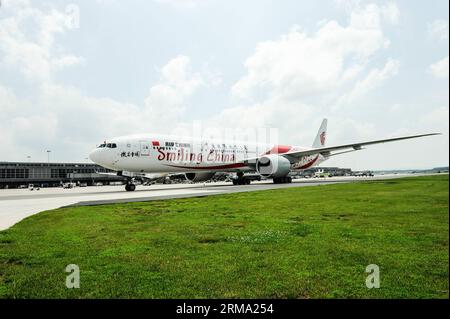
[98,143,117,148]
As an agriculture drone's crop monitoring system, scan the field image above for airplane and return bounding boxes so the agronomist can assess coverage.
[88,119,440,191]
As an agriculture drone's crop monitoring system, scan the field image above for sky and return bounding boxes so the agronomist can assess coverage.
[0,0,448,170]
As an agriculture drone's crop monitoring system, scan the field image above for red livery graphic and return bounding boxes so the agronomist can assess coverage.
[264,145,292,155]
[320,132,326,146]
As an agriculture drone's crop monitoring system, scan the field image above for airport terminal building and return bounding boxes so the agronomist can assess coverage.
[0,161,360,188]
[0,162,125,188]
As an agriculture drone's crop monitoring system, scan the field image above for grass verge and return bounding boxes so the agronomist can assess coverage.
[0,175,448,298]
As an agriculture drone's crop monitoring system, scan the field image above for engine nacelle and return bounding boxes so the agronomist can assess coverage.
[256,155,291,178]
[185,172,216,182]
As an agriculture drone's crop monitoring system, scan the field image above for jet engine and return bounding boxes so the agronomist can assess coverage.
[256,154,291,178]
[185,172,216,182]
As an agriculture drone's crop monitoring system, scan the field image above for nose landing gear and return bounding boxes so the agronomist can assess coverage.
[231,172,261,185]
[125,182,136,191]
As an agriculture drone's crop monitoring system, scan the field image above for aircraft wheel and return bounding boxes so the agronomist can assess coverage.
[233,178,252,185]
[273,177,291,184]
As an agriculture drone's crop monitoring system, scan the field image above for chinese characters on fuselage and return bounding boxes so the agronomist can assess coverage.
[121,151,140,158]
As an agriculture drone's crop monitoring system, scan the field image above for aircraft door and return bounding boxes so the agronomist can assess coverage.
[140,141,150,156]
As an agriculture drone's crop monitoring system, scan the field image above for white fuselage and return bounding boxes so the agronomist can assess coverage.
[89,134,327,174]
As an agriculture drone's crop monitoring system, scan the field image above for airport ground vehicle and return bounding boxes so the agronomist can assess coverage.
[28,184,40,191]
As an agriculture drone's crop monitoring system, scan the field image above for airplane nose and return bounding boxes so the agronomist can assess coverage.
[89,149,101,164]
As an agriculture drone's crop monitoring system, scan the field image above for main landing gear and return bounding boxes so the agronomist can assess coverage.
[232,178,251,185]
[232,172,252,185]
[125,181,136,191]
[273,176,292,184]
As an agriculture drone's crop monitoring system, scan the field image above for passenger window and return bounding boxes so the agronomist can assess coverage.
[107,143,112,148]
[111,144,117,148]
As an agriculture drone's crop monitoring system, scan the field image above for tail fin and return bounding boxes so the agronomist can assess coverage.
[312,118,327,148]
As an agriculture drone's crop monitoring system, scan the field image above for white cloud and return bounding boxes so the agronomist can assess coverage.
[349,3,399,28]
[336,1,399,24]
[381,3,400,25]
[231,4,394,102]
[0,1,209,161]
[157,55,203,96]
[429,56,449,79]
[0,54,208,161]
[144,55,205,124]
[0,0,82,82]
[337,58,400,106]
[154,0,200,9]
[429,19,449,42]
[224,2,401,149]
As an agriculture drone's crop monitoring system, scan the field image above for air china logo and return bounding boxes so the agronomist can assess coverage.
[320,132,326,145]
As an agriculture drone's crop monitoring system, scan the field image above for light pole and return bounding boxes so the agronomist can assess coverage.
[46,150,51,164]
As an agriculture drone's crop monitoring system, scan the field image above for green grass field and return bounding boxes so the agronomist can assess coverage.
[0,175,448,299]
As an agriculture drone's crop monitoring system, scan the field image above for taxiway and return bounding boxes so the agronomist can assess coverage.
[0,174,432,230]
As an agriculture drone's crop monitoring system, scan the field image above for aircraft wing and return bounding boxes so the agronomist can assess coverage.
[284,133,441,158]
[242,132,440,164]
